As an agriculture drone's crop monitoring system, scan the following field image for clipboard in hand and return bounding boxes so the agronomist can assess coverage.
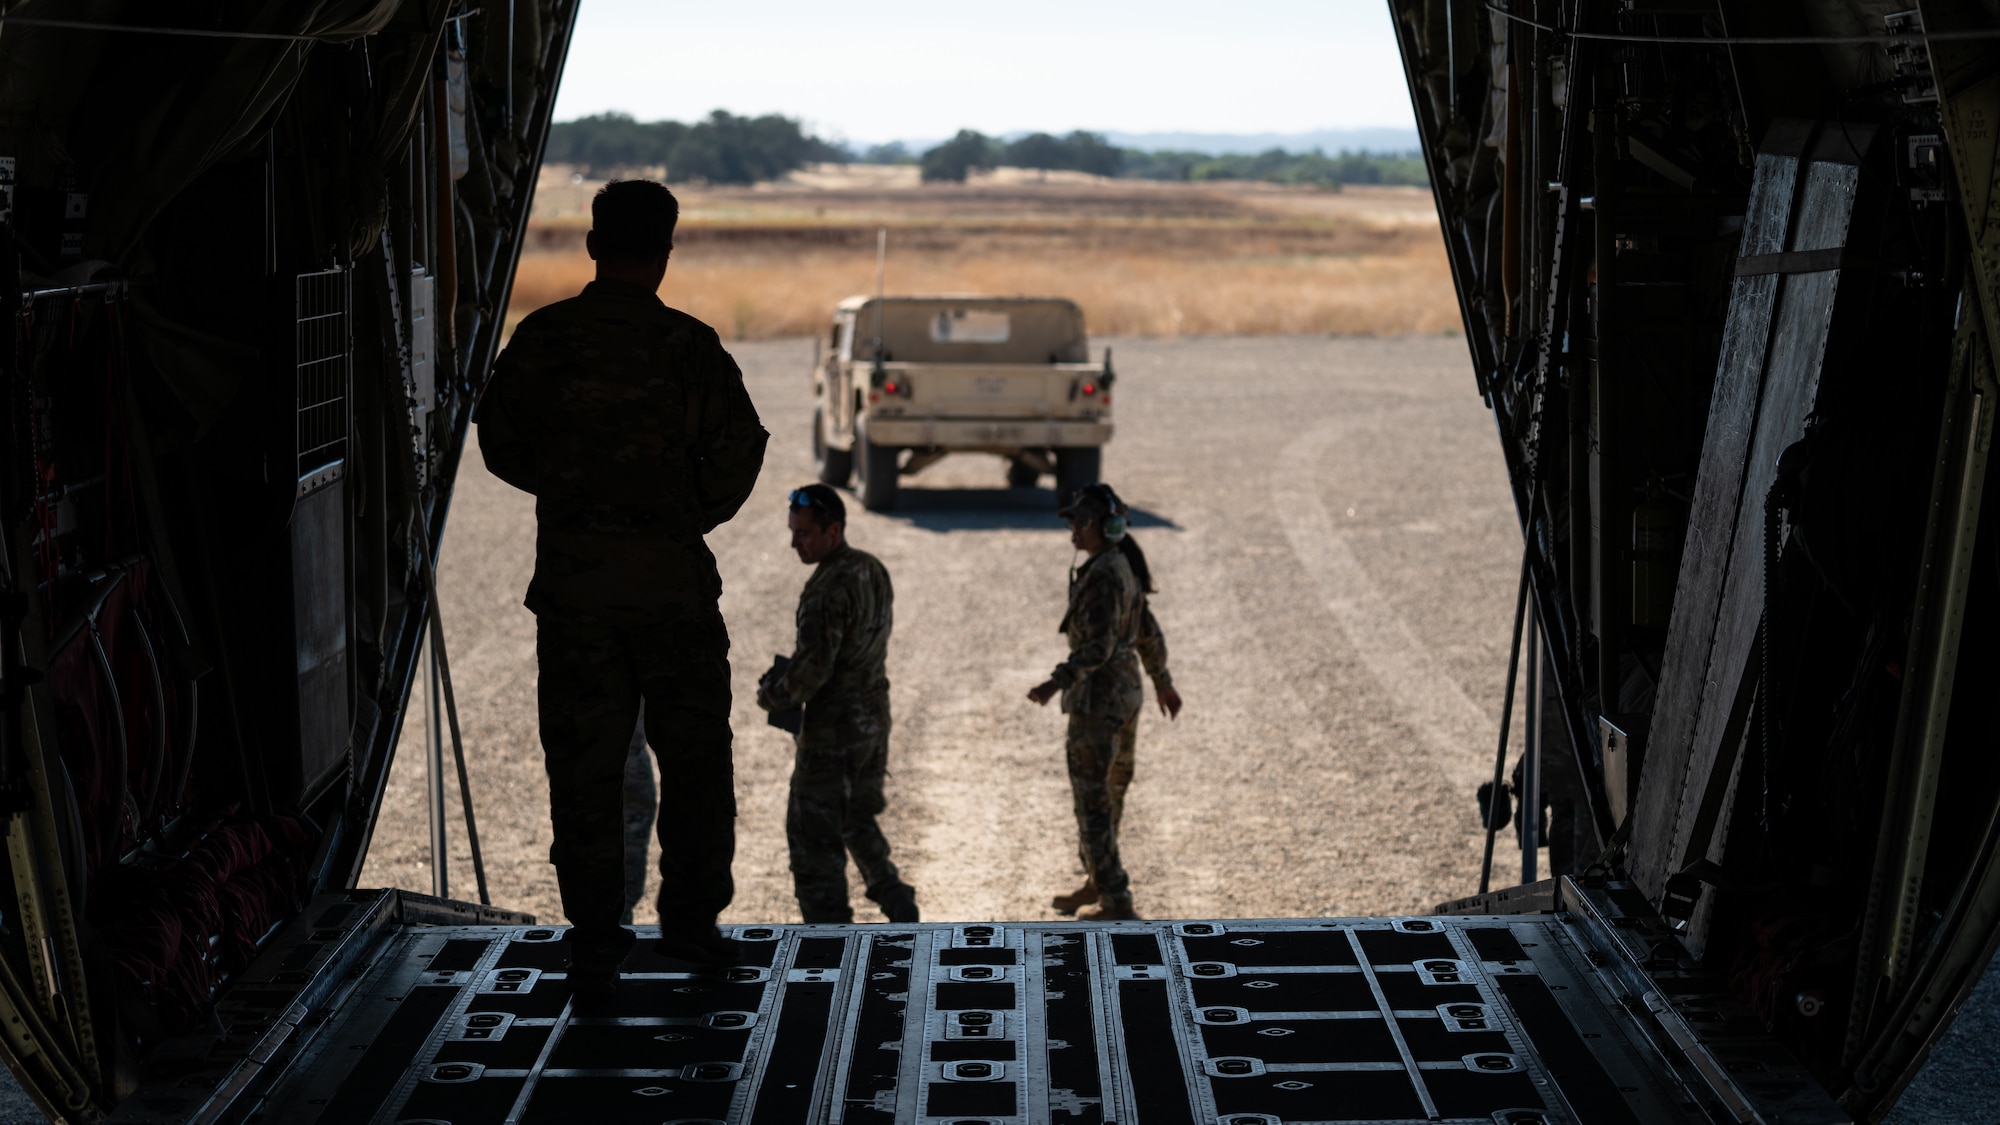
[763,655,802,734]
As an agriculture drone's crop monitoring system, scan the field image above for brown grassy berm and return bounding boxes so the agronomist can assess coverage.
[510,173,1458,340]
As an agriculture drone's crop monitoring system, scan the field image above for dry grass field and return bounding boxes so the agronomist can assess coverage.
[509,164,1459,339]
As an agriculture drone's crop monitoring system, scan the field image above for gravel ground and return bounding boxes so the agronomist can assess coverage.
[1881,957,2000,1123]
[358,333,1529,922]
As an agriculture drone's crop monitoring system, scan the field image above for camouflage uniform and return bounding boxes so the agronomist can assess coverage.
[476,279,767,960]
[1111,603,1174,832]
[756,544,911,923]
[1052,550,1174,905]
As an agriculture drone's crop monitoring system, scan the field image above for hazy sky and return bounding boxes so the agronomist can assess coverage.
[549,0,1417,141]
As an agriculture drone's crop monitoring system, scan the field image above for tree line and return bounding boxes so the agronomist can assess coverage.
[545,111,847,185]
[547,113,1428,189]
[914,129,1427,187]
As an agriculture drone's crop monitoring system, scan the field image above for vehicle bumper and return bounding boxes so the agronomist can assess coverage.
[860,417,1112,449]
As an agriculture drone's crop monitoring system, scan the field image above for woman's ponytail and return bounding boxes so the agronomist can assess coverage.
[1118,534,1154,594]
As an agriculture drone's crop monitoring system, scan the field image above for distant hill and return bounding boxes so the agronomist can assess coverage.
[1099,128,1422,155]
[871,128,1424,158]
[905,130,1426,188]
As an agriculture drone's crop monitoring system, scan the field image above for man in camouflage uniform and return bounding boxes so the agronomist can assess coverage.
[477,180,767,990]
[1029,484,1180,921]
[756,484,918,924]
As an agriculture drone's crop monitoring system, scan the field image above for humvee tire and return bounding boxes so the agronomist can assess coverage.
[1054,446,1100,505]
[1007,457,1040,489]
[858,427,900,510]
[813,407,852,487]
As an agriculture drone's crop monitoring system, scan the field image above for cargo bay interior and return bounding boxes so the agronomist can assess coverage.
[2,0,2000,1122]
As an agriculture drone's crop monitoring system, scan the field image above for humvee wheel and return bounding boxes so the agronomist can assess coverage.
[813,407,852,487]
[858,427,901,511]
[1007,457,1040,489]
[1054,447,1101,505]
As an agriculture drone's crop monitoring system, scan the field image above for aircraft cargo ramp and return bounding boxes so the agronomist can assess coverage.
[108,880,1841,1125]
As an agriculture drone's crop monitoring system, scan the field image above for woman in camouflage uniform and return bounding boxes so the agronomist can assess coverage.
[1028,484,1182,920]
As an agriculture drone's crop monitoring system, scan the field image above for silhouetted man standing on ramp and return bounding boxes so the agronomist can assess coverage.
[477,180,768,997]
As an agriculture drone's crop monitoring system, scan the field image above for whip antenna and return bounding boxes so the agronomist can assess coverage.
[871,226,887,363]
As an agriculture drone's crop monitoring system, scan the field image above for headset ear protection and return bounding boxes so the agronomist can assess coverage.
[1068,482,1129,539]
[1095,484,1129,541]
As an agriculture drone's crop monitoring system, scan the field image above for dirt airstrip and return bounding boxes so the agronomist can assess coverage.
[359,334,1543,925]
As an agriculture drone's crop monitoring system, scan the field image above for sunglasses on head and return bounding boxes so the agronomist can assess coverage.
[788,488,839,519]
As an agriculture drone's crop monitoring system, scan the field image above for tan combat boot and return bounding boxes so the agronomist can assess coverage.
[1052,879,1099,915]
[1077,896,1138,921]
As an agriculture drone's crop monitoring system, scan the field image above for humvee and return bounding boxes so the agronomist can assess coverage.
[811,295,1113,510]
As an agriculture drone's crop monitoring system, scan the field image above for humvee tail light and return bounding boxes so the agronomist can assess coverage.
[1082,383,1097,396]
[884,381,900,394]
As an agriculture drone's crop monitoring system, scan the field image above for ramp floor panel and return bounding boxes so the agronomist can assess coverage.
[108,889,1847,1124]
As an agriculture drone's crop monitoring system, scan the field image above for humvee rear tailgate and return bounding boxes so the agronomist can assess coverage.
[863,362,1113,448]
[884,362,1104,417]
[863,416,1114,449]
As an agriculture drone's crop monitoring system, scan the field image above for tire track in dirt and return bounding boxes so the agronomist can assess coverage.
[1272,413,1498,798]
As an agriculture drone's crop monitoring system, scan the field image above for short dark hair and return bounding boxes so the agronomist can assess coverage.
[591,180,679,262]
[789,483,846,530]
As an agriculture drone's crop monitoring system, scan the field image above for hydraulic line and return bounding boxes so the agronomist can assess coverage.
[1522,604,1541,885]
[1480,549,1532,894]
[426,642,445,899]
[126,611,167,827]
[84,627,131,861]
[415,521,489,906]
